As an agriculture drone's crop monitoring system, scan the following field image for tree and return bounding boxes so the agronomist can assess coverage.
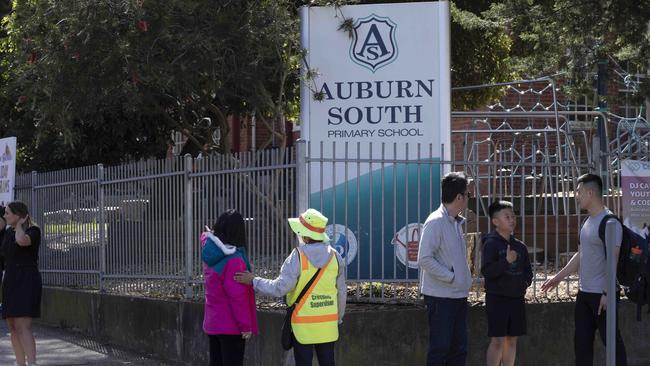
[1,0,519,172]
[0,0,301,171]
[493,0,650,103]
[448,1,515,110]
[8,1,645,171]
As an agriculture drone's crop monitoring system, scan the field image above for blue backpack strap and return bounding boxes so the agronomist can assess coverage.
[598,214,622,258]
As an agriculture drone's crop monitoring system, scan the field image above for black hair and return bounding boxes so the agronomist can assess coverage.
[577,173,603,196]
[488,200,514,219]
[441,172,468,204]
[0,205,5,222]
[212,209,247,248]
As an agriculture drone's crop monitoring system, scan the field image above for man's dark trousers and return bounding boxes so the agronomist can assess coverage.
[424,295,467,366]
[574,291,627,366]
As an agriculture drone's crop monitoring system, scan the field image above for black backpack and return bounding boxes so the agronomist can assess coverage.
[598,214,650,320]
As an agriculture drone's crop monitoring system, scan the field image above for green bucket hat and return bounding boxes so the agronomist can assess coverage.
[288,208,330,242]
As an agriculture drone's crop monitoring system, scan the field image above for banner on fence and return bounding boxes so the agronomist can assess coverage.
[621,160,650,239]
[0,137,17,206]
[300,2,451,279]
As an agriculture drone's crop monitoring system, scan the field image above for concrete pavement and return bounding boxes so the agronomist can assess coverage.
[0,321,180,366]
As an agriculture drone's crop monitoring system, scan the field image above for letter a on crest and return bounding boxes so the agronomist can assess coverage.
[350,14,398,73]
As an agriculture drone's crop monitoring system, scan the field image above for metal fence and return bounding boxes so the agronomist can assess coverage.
[301,137,596,303]
[608,112,650,215]
[16,148,296,299]
[14,118,647,303]
[15,142,594,303]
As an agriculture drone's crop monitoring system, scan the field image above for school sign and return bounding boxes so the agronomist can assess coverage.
[300,2,451,279]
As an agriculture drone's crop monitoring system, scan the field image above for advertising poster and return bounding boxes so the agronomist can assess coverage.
[621,160,650,239]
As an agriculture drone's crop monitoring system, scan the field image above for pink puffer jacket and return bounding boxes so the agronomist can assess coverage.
[201,234,258,335]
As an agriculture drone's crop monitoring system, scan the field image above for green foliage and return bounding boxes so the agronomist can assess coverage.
[0,0,301,171]
[495,0,650,101]
[2,1,171,170]
[2,0,648,171]
[450,1,515,110]
[0,0,520,170]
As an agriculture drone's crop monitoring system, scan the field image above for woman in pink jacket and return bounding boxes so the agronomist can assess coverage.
[201,209,258,366]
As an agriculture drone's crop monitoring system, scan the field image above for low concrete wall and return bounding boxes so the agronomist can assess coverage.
[40,287,650,365]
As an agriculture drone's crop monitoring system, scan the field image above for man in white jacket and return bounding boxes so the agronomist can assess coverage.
[417,172,473,366]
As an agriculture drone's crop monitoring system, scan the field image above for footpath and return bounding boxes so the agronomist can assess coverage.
[0,321,180,366]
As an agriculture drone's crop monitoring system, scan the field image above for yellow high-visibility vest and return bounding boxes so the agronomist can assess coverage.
[286,248,339,344]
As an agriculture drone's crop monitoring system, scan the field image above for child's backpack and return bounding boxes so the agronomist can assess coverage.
[598,214,650,320]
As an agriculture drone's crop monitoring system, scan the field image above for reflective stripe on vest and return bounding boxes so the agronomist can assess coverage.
[286,248,339,344]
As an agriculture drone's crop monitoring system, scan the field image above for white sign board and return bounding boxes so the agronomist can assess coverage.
[301,1,450,154]
[300,2,450,279]
[0,137,17,206]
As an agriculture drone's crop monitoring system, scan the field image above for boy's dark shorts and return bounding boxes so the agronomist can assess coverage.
[485,293,527,337]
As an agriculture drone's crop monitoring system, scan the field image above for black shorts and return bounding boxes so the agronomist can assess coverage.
[485,293,526,337]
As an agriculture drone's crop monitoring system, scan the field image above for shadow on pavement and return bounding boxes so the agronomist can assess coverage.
[0,321,183,366]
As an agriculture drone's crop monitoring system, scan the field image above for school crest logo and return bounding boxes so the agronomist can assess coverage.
[350,14,398,73]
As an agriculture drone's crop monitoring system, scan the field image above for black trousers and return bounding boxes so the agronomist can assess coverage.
[293,341,336,366]
[574,291,627,366]
[209,335,245,366]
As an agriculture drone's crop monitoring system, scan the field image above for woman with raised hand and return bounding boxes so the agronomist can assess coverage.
[1,201,42,366]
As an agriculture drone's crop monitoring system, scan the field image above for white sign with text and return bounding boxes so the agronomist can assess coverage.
[299,2,450,279]
[0,137,17,206]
